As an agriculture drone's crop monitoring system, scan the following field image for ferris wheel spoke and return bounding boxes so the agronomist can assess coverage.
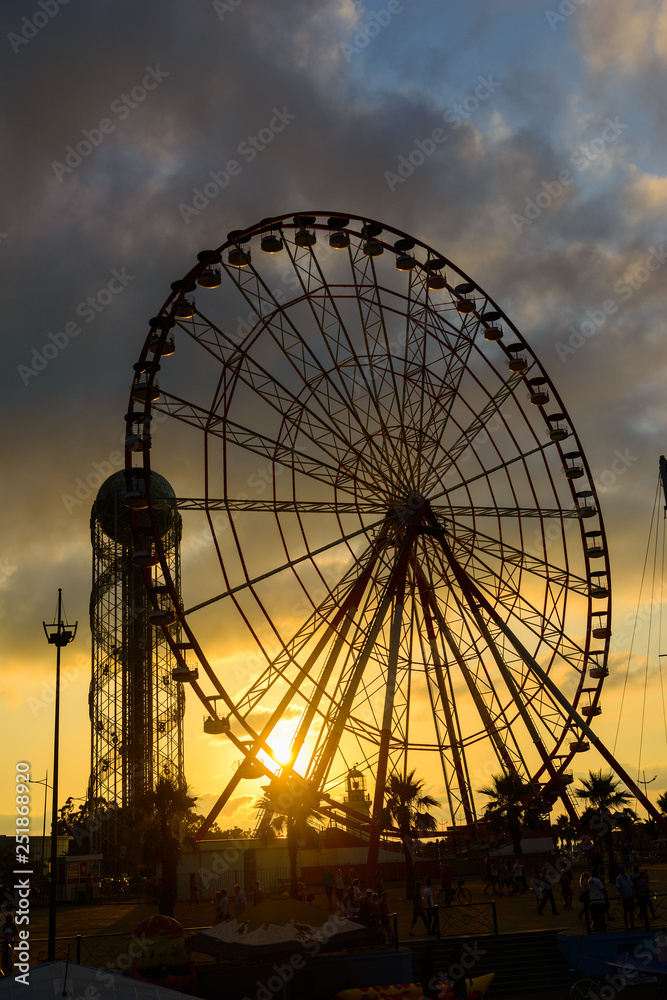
[427,532,588,678]
[424,366,527,488]
[435,532,576,781]
[185,308,395,496]
[213,260,403,492]
[434,439,567,503]
[170,498,387,515]
[414,569,475,825]
[183,516,386,615]
[155,390,362,494]
[308,530,418,789]
[281,240,417,485]
[231,535,390,727]
[431,504,587,519]
[324,247,415,483]
[417,554,529,781]
[449,519,590,595]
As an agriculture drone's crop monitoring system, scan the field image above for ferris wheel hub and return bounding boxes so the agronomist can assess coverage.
[387,494,429,526]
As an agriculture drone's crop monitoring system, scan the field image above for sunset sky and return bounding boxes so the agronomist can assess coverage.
[3,0,667,838]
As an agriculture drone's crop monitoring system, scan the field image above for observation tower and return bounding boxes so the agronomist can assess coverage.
[88,469,184,862]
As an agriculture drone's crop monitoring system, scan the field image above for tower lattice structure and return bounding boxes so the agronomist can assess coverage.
[88,470,184,865]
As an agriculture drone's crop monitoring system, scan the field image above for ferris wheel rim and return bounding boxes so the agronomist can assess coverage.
[124,209,612,829]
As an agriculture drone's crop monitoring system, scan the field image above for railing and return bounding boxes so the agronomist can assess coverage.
[581,892,667,935]
[28,914,401,969]
[433,901,498,938]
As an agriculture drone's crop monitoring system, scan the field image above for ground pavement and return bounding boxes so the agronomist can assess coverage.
[19,865,667,995]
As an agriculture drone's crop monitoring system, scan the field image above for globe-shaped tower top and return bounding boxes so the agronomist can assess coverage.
[94,470,178,543]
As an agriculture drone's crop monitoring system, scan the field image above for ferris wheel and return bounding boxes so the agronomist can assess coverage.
[124,211,658,854]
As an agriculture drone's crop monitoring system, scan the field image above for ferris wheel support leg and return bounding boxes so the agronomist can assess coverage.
[462,568,667,835]
[285,540,386,769]
[310,531,415,791]
[366,577,408,873]
[417,572,474,827]
[427,575,524,779]
[432,524,562,789]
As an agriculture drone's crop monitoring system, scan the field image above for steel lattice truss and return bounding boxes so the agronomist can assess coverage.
[89,482,185,860]
[122,211,664,852]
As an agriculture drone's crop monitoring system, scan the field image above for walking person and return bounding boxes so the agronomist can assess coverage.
[323,868,334,909]
[635,870,651,929]
[440,862,453,905]
[233,883,247,917]
[499,859,511,895]
[188,873,199,907]
[616,865,635,930]
[531,866,544,908]
[213,888,229,924]
[344,886,360,918]
[482,857,496,895]
[536,868,559,915]
[558,866,573,910]
[588,869,607,933]
[577,871,591,924]
[423,877,435,935]
[409,880,429,936]
[334,868,345,905]
[512,858,526,897]
[252,880,264,906]
[378,890,394,944]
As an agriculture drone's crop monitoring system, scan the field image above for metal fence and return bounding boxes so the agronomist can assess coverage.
[433,901,498,938]
[581,891,667,935]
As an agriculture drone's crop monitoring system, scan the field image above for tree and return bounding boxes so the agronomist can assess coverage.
[182,812,225,841]
[553,813,576,851]
[478,772,544,858]
[257,778,325,898]
[57,796,118,856]
[380,770,440,898]
[657,791,667,816]
[136,778,197,916]
[575,770,631,879]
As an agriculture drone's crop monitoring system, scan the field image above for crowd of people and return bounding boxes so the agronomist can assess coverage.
[203,857,660,941]
[578,864,655,933]
[212,879,264,924]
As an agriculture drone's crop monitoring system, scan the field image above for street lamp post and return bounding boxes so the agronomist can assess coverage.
[43,589,77,962]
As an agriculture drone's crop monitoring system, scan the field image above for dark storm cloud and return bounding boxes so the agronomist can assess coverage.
[2,0,667,822]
